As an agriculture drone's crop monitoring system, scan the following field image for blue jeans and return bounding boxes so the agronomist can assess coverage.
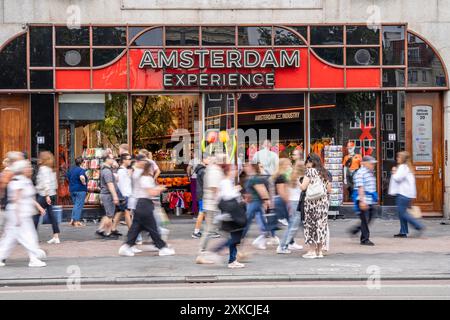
[71,191,86,222]
[242,200,267,239]
[396,194,424,235]
[274,196,289,221]
[280,200,301,249]
[213,231,243,263]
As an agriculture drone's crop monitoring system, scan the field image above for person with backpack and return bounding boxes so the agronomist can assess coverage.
[203,164,247,268]
[192,155,208,238]
[389,151,424,238]
[300,153,331,259]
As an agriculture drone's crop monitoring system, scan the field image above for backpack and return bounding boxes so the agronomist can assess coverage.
[194,164,206,200]
[305,172,326,201]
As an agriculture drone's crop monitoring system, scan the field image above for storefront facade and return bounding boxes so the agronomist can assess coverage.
[0,1,449,216]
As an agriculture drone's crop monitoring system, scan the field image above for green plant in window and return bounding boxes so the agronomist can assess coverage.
[132,95,176,150]
[92,93,128,153]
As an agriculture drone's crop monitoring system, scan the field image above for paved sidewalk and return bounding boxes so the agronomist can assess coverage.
[0,217,449,286]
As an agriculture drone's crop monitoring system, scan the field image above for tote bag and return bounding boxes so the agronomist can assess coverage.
[305,175,326,201]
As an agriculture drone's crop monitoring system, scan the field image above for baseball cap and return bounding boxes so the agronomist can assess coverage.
[362,156,377,164]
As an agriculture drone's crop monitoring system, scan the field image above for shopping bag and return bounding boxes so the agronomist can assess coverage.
[407,206,422,219]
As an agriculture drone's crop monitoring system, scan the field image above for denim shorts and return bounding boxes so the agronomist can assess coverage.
[100,194,116,217]
[117,197,129,212]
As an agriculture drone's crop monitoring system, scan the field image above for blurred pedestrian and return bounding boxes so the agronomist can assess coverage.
[252,140,279,175]
[66,157,87,227]
[352,156,378,246]
[202,164,247,268]
[119,161,174,257]
[241,163,271,250]
[195,154,225,264]
[0,160,47,267]
[390,151,424,238]
[278,161,306,254]
[34,151,60,244]
[300,153,331,258]
[191,154,208,238]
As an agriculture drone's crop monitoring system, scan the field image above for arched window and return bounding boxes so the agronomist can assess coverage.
[0,34,27,89]
[407,32,446,87]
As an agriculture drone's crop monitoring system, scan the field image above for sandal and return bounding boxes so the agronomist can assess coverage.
[74,221,85,227]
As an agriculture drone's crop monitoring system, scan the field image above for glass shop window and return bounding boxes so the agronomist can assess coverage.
[274,27,305,46]
[407,32,447,87]
[312,48,343,65]
[56,26,90,46]
[237,93,305,165]
[310,26,343,45]
[165,27,200,46]
[30,26,53,67]
[346,26,380,45]
[238,27,272,46]
[93,27,126,46]
[58,93,128,206]
[130,27,163,46]
[202,27,236,46]
[310,92,377,203]
[382,26,405,65]
[380,91,406,205]
[0,34,27,89]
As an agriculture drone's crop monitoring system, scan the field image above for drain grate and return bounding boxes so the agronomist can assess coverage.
[185,276,218,283]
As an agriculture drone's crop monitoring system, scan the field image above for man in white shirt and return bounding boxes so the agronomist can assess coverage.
[252,140,279,175]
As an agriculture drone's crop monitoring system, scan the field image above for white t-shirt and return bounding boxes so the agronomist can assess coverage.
[35,166,57,197]
[135,176,156,199]
[117,166,132,197]
[390,164,417,199]
[7,175,37,217]
[252,148,279,175]
[288,181,301,202]
[203,164,224,211]
[219,178,240,201]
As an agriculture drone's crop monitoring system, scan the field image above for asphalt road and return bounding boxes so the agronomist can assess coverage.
[1,280,449,300]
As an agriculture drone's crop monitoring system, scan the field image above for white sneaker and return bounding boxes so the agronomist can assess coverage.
[228,261,245,269]
[136,234,143,245]
[36,249,47,260]
[267,236,280,246]
[28,258,46,267]
[287,243,303,251]
[47,237,60,244]
[252,235,267,250]
[118,244,135,257]
[195,255,215,264]
[158,247,175,256]
[131,246,143,254]
[0,261,5,267]
[276,246,291,254]
[278,219,289,226]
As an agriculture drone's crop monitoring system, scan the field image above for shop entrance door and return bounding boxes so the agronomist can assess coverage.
[406,92,443,215]
[0,95,30,165]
